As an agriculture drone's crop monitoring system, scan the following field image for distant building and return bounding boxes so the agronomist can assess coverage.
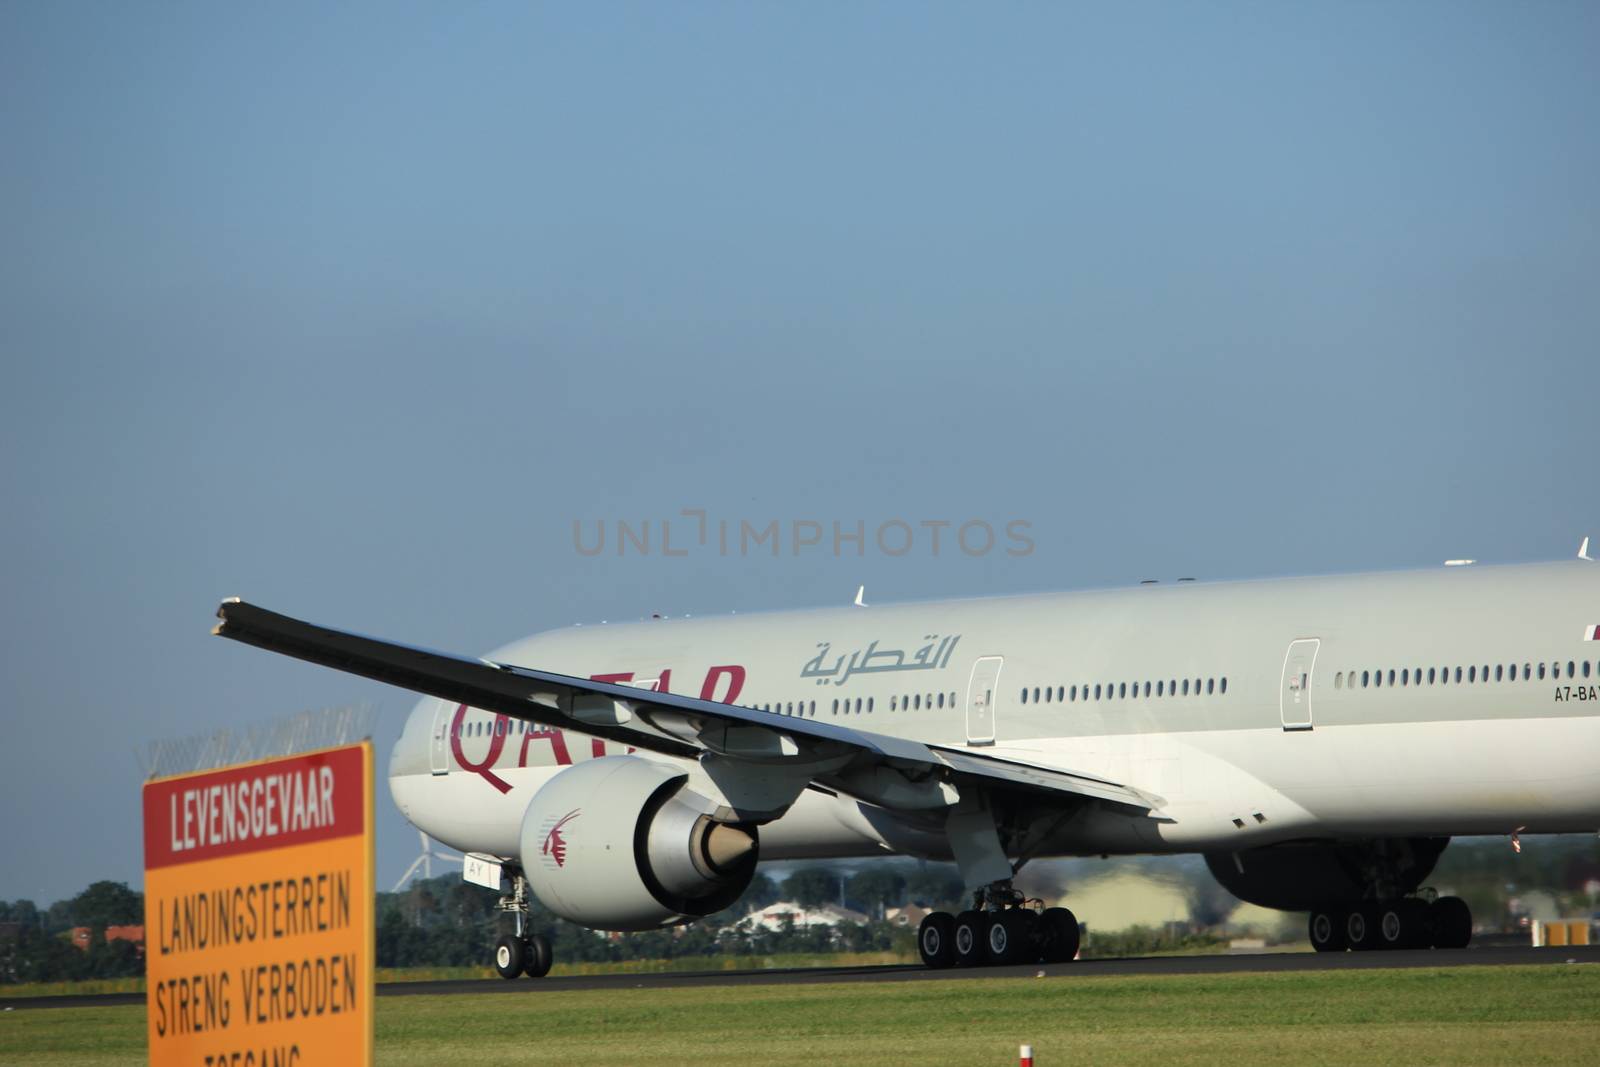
[737,900,870,934]
[884,904,932,929]
[69,925,146,957]
[1039,872,1190,932]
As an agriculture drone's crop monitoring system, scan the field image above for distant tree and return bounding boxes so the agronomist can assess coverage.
[846,867,906,918]
[1187,874,1239,928]
[728,872,780,915]
[0,900,40,929]
[904,865,966,910]
[783,866,842,909]
[43,898,75,935]
[70,881,142,930]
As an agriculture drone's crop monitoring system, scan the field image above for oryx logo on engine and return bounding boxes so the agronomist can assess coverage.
[541,809,580,869]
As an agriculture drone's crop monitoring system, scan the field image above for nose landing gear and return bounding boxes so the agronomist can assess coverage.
[493,868,553,979]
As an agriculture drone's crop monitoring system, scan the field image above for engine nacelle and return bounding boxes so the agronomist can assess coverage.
[520,756,759,931]
[1204,837,1449,911]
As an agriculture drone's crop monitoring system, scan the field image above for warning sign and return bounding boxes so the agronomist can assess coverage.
[142,743,374,1067]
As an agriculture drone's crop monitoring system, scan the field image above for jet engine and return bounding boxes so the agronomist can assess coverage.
[519,756,759,931]
[1204,837,1449,911]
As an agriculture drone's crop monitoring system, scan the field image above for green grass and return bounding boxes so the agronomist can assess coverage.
[0,952,919,998]
[0,977,145,1000]
[3,963,1598,1066]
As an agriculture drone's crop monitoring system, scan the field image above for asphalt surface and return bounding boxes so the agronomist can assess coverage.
[9,942,1600,1010]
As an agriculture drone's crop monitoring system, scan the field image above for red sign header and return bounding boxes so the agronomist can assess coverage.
[142,746,366,870]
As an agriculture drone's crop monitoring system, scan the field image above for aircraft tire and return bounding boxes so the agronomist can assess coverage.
[524,934,553,977]
[1039,907,1080,963]
[493,935,526,980]
[985,910,1036,966]
[952,910,986,968]
[1376,899,1430,949]
[1430,896,1473,949]
[918,912,956,969]
[1345,905,1380,951]
[1309,909,1346,952]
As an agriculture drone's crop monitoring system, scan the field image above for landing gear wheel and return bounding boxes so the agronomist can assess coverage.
[1377,900,1429,949]
[494,935,526,979]
[1039,907,1080,963]
[952,910,986,968]
[1309,910,1346,953]
[524,934,552,977]
[1430,896,1473,949]
[918,912,956,969]
[986,910,1037,966]
[1345,906,1379,951]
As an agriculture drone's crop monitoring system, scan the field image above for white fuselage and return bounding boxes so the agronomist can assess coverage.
[388,560,1600,863]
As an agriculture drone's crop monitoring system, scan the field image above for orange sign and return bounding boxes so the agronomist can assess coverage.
[143,743,374,1067]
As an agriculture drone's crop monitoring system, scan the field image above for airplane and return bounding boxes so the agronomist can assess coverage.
[212,546,1600,977]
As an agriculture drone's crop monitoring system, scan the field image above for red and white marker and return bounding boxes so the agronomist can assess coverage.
[1020,1044,1034,1066]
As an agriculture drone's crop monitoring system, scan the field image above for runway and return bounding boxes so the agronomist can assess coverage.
[10,942,1599,1010]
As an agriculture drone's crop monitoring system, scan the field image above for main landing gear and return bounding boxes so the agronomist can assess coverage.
[918,882,1081,969]
[1307,895,1472,952]
[493,869,553,979]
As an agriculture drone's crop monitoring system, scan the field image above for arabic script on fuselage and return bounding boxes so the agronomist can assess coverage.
[799,635,961,686]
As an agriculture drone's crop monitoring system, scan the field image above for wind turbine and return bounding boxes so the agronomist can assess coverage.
[392,830,464,892]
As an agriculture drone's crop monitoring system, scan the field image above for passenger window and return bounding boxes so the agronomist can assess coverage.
[1206,678,1214,694]
[1182,679,1190,696]
[1569,661,1577,679]
[1020,688,1028,704]
[1094,684,1102,700]
[1334,672,1343,689]
[1220,677,1228,694]
[938,693,945,709]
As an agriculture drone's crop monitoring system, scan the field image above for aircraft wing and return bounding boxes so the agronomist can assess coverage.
[212,599,1162,815]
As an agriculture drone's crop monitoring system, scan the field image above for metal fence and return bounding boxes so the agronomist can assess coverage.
[139,703,378,779]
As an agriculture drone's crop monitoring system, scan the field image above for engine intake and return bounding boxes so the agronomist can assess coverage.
[520,756,758,931]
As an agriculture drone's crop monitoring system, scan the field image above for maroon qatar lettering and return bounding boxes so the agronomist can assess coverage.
[450,665,746,791]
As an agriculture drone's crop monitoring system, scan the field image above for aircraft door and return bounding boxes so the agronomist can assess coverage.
[429,700,452,774]
[965,656,1003,746]
[1279,639,1320,731]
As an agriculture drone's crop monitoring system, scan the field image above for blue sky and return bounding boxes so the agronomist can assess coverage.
[2,2,1597,904]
